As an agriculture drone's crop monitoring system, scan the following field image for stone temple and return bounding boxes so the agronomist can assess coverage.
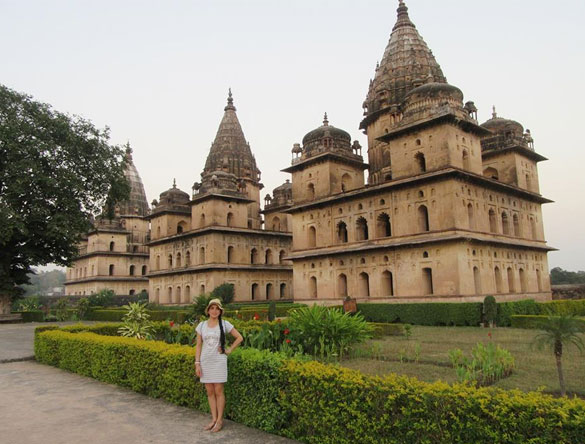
[66,0,553,304]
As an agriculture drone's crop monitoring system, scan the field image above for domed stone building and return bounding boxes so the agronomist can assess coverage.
[147,91,293,304]
[64,145,150,296]
[283,0,553,304]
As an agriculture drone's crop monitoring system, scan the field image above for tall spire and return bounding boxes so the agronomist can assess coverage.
[360,0,446,128]
[203,90,261,184]
[115,142,149,217]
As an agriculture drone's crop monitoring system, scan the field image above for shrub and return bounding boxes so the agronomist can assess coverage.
[496,299,540,326]
[211,283,235,305]
[287,304,373,357]
[13,310,44,322]
[511,315,585,330]
[118,302,153,339]
[268,301,276,321]
[370,322,404,338]
[54,298,71,321]
[483,295,497,327]
[449,342,515,386]
[35,328,585,443]
[358,302,482,326]
[87,289,116,307]
[539,300,585,316]
[76,298,91,320]
[12,296,42,312]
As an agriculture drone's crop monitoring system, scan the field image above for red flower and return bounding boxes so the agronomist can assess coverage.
[283,328,290,335]
[488,331,492,338]
[169,321,175,327]
[285,339,291,344]
[253,313,260,320]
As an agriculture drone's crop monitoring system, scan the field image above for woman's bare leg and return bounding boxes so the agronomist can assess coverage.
[204,383,217,429]
[212,383,225,431]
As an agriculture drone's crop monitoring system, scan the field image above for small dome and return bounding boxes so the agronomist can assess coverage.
[159,179,190,203]
[481,108,524,136]
[273,179,292,193]
[301,113,352,154]
[405,82,463,102]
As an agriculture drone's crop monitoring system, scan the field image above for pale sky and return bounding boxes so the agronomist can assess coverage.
[2,0,584,271]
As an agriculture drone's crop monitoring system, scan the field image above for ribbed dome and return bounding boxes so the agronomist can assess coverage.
[405,82,463,102]
[159,180,190,203]
[302,113,352,154]
[481,108,524,136]
[203,90,261,184]
[116,145,149,217]
[360,0,446,128]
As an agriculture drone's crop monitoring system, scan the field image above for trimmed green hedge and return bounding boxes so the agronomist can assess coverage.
[13,311,44,322]
[510,315,585,330]
[370,322,405,337]
[87,309,190,323]
[35,329,585,443]
[358,303,482,326]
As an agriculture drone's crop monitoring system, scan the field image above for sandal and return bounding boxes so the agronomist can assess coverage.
[211,421,223,433]
[203,421,216,431]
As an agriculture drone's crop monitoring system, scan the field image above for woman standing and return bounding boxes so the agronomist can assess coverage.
[195,298,243,433]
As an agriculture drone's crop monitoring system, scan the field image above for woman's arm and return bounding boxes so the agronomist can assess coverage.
[195,332,202,378]
[225,327,243,355]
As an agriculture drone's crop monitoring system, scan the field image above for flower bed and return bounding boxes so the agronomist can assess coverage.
[35,327,585,443]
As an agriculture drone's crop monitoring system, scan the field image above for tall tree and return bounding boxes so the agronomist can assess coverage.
[0,85,129,314]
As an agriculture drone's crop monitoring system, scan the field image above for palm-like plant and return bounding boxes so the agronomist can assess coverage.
[118,302,153,340]
[532,312,584,396]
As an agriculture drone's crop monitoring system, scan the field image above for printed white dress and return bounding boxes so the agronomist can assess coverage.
[196,319,233,383]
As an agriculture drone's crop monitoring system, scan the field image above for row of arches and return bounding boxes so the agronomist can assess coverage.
[476,265,543,294]
[107,264,147,276]
[250,282,288,300]
[308,207,429,248]
[485,208,538,239]
[156,248,288,270]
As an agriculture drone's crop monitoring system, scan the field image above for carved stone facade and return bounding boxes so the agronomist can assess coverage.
[64,146,150,296]
[147,92,293,304]
[283,1,552,305]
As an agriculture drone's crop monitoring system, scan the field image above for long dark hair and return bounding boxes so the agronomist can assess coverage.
[218,313,226,354]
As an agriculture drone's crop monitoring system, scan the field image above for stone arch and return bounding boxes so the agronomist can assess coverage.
[494,266,503,293]
[418,205,430,232]
[381,270,394,296]
[176,286,181,304]
[376,213,391,238]
[109,264,114,276]
[279,250,286,264]
[473,266,482,294]
[271,216,281,231]
[467,203,475,230]
[308,226,317,247]
[156,255,160,270]
[109,241,115,252]
[250,248,258,264]
[358,272,370,298]
[200,213,206,228]
[251,283,259,300]
[280,283,287,299]
[513,214,520,237]
[307,183,315,200]
[356,217,369,241]
[484,167,499,180]
[337,273,348,298]
[141,265,147,275]
[462,150,470,170]
[177,220,187,233]
[176,252,182,267]
[129,265,135,276]
[185,250,191,266]
[226,212,234,227]
[337,221,348,243]
[415,152,426,173]
[227,246,234,263]
[519,268,527,293]
[185,285,191,303]
[530,217,537,240]
[489,208,497,233]
[168,254,173,268]
[341,173,351,192]
[536,269,543,292]
[266,283,274,300]
[265,249,273,264]
[422,268,433,295]
[199,247,205,264]
[507,267,515,293]
[501,211,510,235]
[309,276,318,298]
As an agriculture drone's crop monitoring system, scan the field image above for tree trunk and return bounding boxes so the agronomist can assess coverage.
[555,341,566,397]
[0,294,12,315]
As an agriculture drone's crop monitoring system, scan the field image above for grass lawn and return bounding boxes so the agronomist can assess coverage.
[341,326,585,396]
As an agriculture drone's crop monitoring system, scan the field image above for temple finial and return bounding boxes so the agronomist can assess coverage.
[172,178,177,188]
[394,0,414,30]
[124,141,133,159]
[323,112,329,126]
[228,88,233,105]
[492,106,497,119]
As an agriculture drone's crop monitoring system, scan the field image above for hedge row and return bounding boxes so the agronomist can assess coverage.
[12,311,45,322]
[35,329,585,443]
[87,309,191,323]
[357,303,483,326]
[510,315,585,330]
[370,322,405,337]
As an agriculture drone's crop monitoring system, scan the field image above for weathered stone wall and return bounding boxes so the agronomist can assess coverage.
[552,284,585,300]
